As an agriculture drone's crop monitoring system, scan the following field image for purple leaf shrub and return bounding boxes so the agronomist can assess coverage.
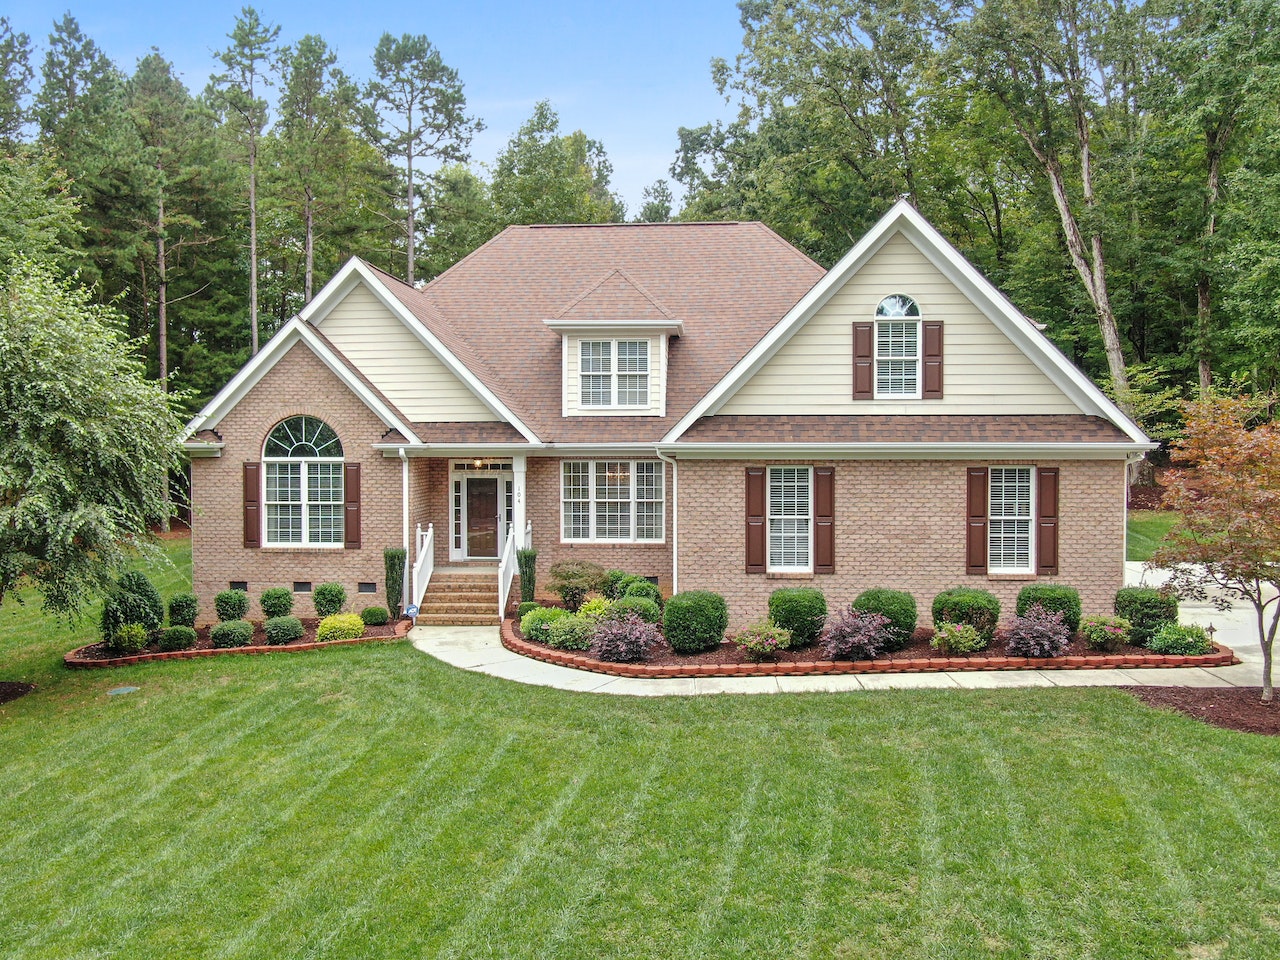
[820,607,892,661]
[589,613,660,663]
[1004,603,1071,658]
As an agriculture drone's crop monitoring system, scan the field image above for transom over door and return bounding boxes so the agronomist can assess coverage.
[466,477,499,558]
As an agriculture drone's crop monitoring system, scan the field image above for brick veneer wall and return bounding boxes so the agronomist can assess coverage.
[190,343,403,623]
[676,458,1126,629]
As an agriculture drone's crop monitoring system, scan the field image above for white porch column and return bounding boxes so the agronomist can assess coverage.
[512,454,528,548]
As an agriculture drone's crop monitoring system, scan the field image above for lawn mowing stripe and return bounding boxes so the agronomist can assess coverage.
[785,763,837,960]
[910,738,944,958]
[215,732,518,960]
[429,756,599,960]
[0,689,310,897]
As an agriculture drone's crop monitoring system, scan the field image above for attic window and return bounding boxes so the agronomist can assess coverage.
[580,339,649,407]
[874,295,921,398]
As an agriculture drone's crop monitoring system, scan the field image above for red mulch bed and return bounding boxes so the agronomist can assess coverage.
[0,681,35,705]
[72,618,398,663]
[1128,687,1279,736]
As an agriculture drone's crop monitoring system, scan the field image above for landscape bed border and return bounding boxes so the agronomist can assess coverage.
[500,619,1239,678]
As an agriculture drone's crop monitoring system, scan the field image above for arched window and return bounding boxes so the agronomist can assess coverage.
[874,294,922,398]
[263,416,344,546]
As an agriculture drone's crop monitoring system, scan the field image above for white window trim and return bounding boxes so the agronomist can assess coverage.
[577,338,651,410]
[988,465,1036,574]
[560,460,665,544]
[766,465,813,574]
[873,317,922,400]
[262,457,346,549]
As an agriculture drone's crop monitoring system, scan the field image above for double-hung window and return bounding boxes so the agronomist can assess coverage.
[561,460,664,542]
[874,294,921,398]
[768,466,812,572]
[579,339,649,407]
[988,466,1033,573]
[263,416,344,547]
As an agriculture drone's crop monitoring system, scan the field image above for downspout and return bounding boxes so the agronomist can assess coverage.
[655,448,678,595]
[400,447,410,605]
[1123,451,1144,576]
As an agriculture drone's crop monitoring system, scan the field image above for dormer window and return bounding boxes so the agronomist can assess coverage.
[580,339,650,407]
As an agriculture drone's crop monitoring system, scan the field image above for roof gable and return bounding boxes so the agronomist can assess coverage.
[554,268,677,322]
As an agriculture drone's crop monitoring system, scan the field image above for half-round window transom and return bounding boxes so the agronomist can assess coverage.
[264,416,343,458]
[875,294,921,319]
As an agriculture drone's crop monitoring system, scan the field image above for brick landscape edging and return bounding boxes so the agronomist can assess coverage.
[500,619,1238,679]
[64,618,413,669]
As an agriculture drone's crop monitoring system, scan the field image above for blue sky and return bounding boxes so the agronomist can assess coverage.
[10,1,749,213]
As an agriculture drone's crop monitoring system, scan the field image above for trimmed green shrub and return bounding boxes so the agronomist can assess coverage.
[1148,623,1212,656]
[931,622,987,655]
[622,579,662,606]
[157,625,197,652]
[1004,604,1070,658]
[548,559,605,613]
[384,547,406,614]
[517,548,537,604]
[214,589,250,623]
[211,619,254,648]
[768,588,827,649]
[520,606,570,642]
[120,571,163,625]
[663,591,728,654]
[578,596,613,621]
[517,601,540,620]
[820,607,891,661]
[1080,615,1132,652]
[601,569,630,600]
[611,596,661,624]
[102,572,164,638]
[313,582,346,618]
[931,588,1001,642]
[733,620,790,662]
[107,623,149,655]
[1016,585,1082,633]
[264,615,304,646]
[546,615,594,651]
[259,587,294,619]
[1114,587,1179,647]
[167,592,199,628]
[853,589,917,651]
[360,606,390,626]
[317,613,364,643]
[590,613,659,662]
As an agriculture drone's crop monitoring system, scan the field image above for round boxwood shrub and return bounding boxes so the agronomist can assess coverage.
[601,569,630,600]
[1148,623,1212,656]
[264,615,304,646]
[1016,584,1082,633]
[360,606,390,626]
[853,589,917,652]
[167,592,199,629]
[610,596,661,624]
[157,625,198,652]
[214,589,250,623]
[622,579,662,606]
[102,572,165,639]
[211,619,254,648]
[107,622,149,655]
[768,588,827,649]
[520,606,570,642]
[1114,587,1179,647]
[663,591,729,654]
[259,587,294,619]
[517,601,540,620]
[317,613,364,643]
[931,588,1001,642]
[546,614,594,651]
[313,582,347,618]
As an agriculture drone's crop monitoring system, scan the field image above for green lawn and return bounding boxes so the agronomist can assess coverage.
[3,542,1280,958]
[1128,509,1180,562]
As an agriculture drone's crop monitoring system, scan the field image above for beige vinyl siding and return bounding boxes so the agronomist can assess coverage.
[565,334,663,416]
[720,232,1083,416]
[319,283,498,422]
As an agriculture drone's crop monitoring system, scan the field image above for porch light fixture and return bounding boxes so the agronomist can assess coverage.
[473,458,484,469]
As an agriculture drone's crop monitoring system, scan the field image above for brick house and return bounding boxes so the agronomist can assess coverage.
[183,200,1153,627]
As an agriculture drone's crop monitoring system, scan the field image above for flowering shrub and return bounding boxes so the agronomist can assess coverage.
[1004,604,1071,658]
[931,587,1000,641]
[546,614,594,651]
[1148,623,1212,656]
[732,620,791,662]
[820,607,892,661]
[590,613,659,663]
[931,621,986,654]
[520,606,570,641]
[1080,615,1131,651]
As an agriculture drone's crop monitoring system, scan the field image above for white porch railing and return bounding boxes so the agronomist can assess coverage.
[523,520,532,549]
[497,522,517,620]
[410,523,434,612]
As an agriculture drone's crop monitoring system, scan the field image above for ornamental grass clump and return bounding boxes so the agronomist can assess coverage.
[931,587,1000,641]
[317,613,364,643]
[590,613,659,663]
[210,619,254,648]
[313,583,347,617]
[820,607,892,661]
[1148,623,1213,656]
[214,589,250,623]
[732,620,791,662]
[931,622,987,654]
[1080,615,1132,652]
[546,615,594,651]
[1016,585,1082,633]
[853,588,917,651]
[259,587,294,619]
[263,615,304,646]
[768,588,827,649]
[520,606,570,642]
[1114,587,1179,647]
[167,592,199,628]
[662,591,728,654]
[1004,604,1071,658]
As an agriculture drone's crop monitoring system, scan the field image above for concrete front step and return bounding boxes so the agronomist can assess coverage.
[416,613,500,626]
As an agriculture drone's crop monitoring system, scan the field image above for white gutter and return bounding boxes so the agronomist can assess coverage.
[655,441,1157,460]
[654,447,679,595]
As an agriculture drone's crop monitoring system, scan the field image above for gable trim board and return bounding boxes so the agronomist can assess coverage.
[182,318,423,451]
[301,258,540,444]
[664,200,1150,446]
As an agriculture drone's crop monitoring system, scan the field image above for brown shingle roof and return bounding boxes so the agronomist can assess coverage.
[680,415,1134,445]
[408,421,527,444]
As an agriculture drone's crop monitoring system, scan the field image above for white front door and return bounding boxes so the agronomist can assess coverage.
[450,462,514,561]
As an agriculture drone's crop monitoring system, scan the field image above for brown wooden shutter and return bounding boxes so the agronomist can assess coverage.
[1036,467,1059,576]
[344,463,362,549]
[746,467,766,574]
[814,466,835,574]
[852,322,874,399]
[922,321,944,399]
[243,462,261,549]
[966,467,988,575]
